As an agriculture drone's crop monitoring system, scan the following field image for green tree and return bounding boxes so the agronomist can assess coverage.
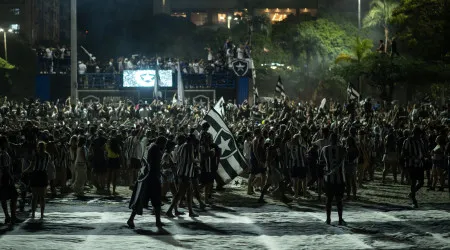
[364,0,399,52]
[335,37,373,64]
[392,0,450,61]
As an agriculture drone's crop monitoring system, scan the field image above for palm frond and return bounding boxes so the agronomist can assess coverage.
[335,53,357,64]
[0,57,15,69]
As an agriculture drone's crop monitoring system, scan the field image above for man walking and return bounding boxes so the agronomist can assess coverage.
[402,127,427,208]
[127,136,167,229]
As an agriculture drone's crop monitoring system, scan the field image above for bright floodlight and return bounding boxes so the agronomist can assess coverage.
[8,29,13,33]
[227,16,232,20]
[0,28,4,32]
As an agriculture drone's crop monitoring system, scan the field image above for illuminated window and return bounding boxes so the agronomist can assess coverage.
[254,9,297,22]
[217,13,227,23]
[234,11,243,17]
[171,12,187,18]
[10,8,20,15]
[191,12,207,26]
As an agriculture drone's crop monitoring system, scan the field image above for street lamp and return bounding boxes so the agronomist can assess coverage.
[358,0,361,31]
[0,28,13,61]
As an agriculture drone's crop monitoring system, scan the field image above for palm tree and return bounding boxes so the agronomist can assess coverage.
[363,0,399,53]
[335,37,373,64]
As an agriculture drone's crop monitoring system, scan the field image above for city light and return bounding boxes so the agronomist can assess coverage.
[0,28,13,33]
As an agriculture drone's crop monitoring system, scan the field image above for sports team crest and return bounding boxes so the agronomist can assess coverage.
[213,128,237,160]
[193,95,210,107]
[82,95,100,104]
[231,59,249,77]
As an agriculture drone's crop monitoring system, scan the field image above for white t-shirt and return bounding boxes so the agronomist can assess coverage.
[60,48,66,59]
[46,48,53,59]
[193,63,199,74]
[237,48,244,59]
[78,63,87,74]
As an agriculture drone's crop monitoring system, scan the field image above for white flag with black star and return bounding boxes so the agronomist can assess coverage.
[203,108,248,184]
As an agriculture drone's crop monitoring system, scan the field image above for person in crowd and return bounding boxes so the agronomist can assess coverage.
[26,142,50,219]
[345,136,359,200]
[382,131,398,184]
[166,134,198,218]
[313,127,330,200]
[290,134,308,199]
[69,135,78,186]
[106,130,122,195]
[161,142,177,202]
[322,133,347,225]
[73,136,88,196]
[430,135,446,191]
[0,135,20,225]
[259,137,290,203]
[90,129,107,193]
[248,128,265,195]
[128,136,167,229]
[125,128,143,189]
[402,127,427,208]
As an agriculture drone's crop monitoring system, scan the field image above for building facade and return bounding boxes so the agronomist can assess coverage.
[154,0,319,26]
[0,0,61,44]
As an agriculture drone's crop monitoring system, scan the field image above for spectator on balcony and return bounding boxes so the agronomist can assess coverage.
[117,57,124,73]
[45,47,54,74]
[237,44,244,60]
[193,60,200,74]
[78,61,87,75]
[207,47,214,63]
[106,59,116,73]
[245,41,251,58]
[125,58,134,70]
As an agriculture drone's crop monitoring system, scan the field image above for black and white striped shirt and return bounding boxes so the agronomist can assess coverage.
[0,150,13,185]
[177,143,195,178]
[321,145,346,184]
[290,144,307,169]
[402,137,426,168]
[33,152,51,172]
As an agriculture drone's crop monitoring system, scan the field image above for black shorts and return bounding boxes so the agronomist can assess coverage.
[0,185,18,201]
[108,158,121,170]
[316,166,324,178]
[130,158,141,169]
[30,171,48,188]
[200,172,215,184]
[92,159,107,174]
[291,167,307,179]
[148,182,162,208]
[324,182,345,199]
[408,168,424,181]
[251,161,266,175]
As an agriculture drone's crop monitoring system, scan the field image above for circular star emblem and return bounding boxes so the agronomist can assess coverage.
[213,128,237,160]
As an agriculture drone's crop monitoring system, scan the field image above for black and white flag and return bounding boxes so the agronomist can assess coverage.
[253,85,259,102]
[275,76,286,98]
[203,109,248,184]
[347,83,360,101]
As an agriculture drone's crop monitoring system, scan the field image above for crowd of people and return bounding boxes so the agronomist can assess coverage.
[0,96,449,228]
[37,38,250,77]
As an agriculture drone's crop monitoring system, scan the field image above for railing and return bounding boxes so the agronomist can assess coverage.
[77,72,236,90]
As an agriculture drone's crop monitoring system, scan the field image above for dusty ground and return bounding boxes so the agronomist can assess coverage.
[0,170,449,250]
